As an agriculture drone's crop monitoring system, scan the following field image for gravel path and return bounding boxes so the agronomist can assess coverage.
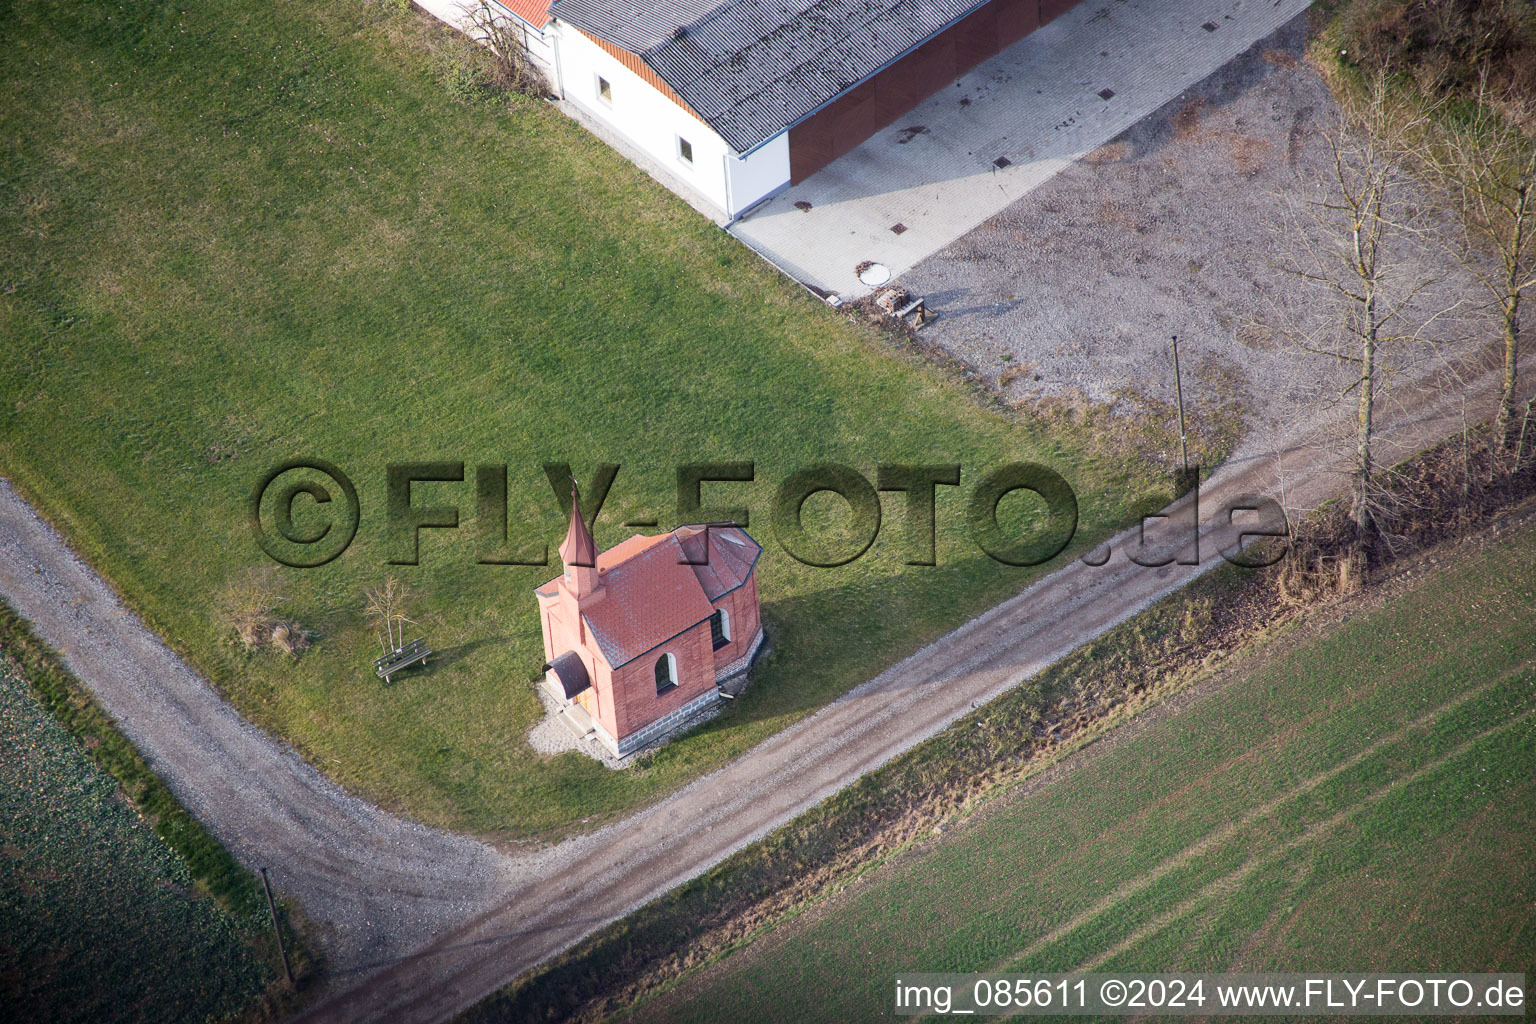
[0,480,516,978]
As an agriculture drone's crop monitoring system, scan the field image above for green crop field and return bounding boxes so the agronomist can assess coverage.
[640,521,1536,1022]
[0,0,1177,838]
[0,662,271,1022]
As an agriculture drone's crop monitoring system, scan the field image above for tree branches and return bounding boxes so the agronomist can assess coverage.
[1398,75,1536,452]
[363,574,415,654]
[1268,81,1447,540]
[461,0,546,97]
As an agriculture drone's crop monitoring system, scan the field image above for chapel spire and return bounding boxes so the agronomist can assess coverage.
[559,483,599,596]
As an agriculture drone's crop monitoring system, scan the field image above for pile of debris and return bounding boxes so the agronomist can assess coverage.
[870,285,934,327]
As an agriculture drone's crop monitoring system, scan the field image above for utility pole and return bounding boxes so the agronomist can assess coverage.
[260,867,294,986]
[1171,334,1190,488]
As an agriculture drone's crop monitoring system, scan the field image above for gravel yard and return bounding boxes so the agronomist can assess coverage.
[900,14,1489,461]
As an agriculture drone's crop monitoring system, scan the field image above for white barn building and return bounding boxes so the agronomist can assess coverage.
[415,0,1086,223]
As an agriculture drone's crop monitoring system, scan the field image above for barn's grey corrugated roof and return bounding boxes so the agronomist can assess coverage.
[551,0,728,53]
[550,0,994,153]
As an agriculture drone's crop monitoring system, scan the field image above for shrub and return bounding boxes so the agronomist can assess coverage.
[1335,0,1536,100]
[433,0,548,105]
[221,568,312,658]
[270,621,311,659]
[435,38,493,105]
[221,567,283,652]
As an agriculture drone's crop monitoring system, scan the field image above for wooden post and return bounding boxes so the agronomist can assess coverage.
[1172,335,1190,487]
[260,867,294,986]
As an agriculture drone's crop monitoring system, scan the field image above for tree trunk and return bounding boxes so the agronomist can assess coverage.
[1355,309,1376,537]
[1495,272,1521,452]
[1496,185,1528,454]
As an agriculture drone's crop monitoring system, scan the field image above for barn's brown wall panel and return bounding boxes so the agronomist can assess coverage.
[789,0,1085,183]
[910,33,958,104]
[792,111,836,176]
[1040,0,1079,22]
[876,67,919,127]
[835,77,881,142]
[955,5,999,71]
[997,0,1041,48]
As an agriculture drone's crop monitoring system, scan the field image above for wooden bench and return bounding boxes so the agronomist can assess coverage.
[374,637,431,682]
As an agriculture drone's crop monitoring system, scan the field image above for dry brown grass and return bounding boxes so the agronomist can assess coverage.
[270,622,311,659]
[1171,97,1206,140]
[997,359,1037,389]
[1165,95,1274,173]
[1263,48,1301,70]
[1230,133,1275,173]
[220,568,313,659]
[1083,141,1130,165]
[220,567,283,653]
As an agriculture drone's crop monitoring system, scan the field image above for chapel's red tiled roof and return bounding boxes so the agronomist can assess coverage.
[595,532,669,568]
[676,523,761,600]
[537,524,761,669]
[582,533,715,668]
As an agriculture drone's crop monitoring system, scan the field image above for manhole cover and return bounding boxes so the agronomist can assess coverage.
[857,262,891,287]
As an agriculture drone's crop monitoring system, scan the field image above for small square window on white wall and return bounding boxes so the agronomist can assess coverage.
[677,135,694,165]
[596,75,612,106]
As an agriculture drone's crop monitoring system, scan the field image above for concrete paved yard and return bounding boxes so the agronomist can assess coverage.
[731,0,1313,300]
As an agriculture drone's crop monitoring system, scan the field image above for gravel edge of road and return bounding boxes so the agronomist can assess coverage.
[0,479,518,980]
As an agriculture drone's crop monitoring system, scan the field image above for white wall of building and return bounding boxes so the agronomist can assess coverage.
[411,1,792,221]
[725,133,790,217]
[555,25,737,215]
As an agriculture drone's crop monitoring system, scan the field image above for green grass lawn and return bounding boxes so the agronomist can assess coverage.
[0,662,272,1022]
[638,520,1536,1022]
[0,0,1172,838]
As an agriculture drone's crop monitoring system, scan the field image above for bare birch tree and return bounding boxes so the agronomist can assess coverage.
[1269,84,1444,544]
[363,574,415,654]
[1402,78,1536,458]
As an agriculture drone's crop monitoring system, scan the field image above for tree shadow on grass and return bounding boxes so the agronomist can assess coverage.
[427,634,522,674]
[675,551,1069,742]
